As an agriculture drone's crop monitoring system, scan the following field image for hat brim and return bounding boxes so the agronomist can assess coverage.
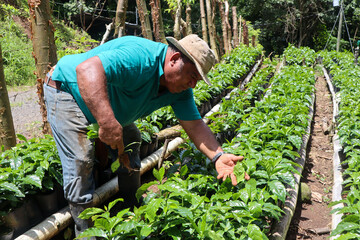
[166,37,211,86]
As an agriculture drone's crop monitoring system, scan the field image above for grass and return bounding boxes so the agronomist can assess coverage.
[1,2,96,87]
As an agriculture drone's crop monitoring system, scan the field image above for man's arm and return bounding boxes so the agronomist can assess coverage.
[179,119,247,186]
[76,56,124,153]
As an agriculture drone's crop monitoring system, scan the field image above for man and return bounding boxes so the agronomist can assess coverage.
[44,34,245,238]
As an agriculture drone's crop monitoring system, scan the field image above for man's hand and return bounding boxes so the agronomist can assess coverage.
[98,119,124,155]
[215,154,250,186]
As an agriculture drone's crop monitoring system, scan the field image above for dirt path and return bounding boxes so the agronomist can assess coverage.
[286,74,334,239]
[8,86,43,140]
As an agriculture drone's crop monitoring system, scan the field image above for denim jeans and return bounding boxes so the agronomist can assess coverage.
[44,84,141,204]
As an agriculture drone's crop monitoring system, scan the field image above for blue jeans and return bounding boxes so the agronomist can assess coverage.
[44,84,141,204]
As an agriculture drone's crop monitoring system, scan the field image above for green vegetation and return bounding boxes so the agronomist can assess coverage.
[0,2,96,86]
[320,50,360,239]
[0,3,35,86]
[0,135,62,215]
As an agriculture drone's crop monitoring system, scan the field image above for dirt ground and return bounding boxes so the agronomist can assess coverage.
[286,74,334,239]
[8,85,43,140]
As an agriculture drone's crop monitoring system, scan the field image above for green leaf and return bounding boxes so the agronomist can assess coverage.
[180,165,188,177]
[86,123,99,139]
[111,160,120,173]
[78,207,105,220]
[335,233,360,240]
[145,198,163,222]
[268,180,286,203]
[76,227,108,239]
[177,206,193,219]
[288,135,302,149]
[0,182,24,197]
[153,167,165,182]
[248,201,262,218]
[136,180,157,201]
[247,224,264,240]
[108,198,124,211]
[22,175,42,189]
[331,222,360,236]
[234,161,245,184]
[205,230,225,240]
[16,134,27,142]
[140,225,152,237]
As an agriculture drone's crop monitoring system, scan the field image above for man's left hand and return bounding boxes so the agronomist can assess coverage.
[215,154,250,186]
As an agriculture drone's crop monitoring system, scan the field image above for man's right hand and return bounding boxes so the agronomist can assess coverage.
[98,119,124,155]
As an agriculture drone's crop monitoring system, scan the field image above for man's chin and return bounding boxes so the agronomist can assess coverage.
[170,88,184,94]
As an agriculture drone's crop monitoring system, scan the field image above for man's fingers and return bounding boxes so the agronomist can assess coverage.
[245,172,250,181]
[232,155,244,162]
[230,174,237,186]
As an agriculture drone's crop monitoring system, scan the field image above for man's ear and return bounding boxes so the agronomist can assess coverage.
[169,52,182,64]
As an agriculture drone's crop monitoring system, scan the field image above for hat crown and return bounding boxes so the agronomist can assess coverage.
[178,34,215,75]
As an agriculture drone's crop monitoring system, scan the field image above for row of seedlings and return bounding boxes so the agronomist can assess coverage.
[74,58,278,239]
[217,45,316,238]
[222,65,315,238]
[320,50,360,239]
[0,135,64,238]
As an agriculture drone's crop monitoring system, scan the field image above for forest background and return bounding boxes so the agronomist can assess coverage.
[1,0,359,87]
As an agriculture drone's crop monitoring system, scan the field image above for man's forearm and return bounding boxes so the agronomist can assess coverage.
[179,119,222,159]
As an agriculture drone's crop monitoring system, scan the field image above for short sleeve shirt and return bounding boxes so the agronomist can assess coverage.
[51,36,201,126]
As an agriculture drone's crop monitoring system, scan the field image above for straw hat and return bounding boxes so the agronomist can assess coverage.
[166,34,216,86]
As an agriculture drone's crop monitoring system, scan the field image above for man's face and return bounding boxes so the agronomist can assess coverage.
[163,53,202,93]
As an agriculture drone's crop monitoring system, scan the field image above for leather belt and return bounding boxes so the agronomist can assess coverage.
[45,65,62,90]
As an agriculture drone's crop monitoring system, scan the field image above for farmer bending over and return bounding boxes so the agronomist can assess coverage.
[44,34,246,238]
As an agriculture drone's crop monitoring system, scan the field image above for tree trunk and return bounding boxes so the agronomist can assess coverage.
[136,0,153,40]
[232,6,238,48]
[206,0,219,60]
[239,15,242,44]
[199,0,208,43]
[150,0,166,43]
[156,0,166,43]
[150,0,160,42]
[114,0,128,38]
[0,44,16,150]
[185,2,192,35]
[224,1,232,51]
[242,19,249,47]
[218,1,229,53]
[174,0,182,39]
[78,0,85,30]
[28,0,57,135]
[101,22,113,45]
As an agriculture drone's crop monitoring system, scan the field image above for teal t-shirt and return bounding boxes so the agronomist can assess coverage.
[51,36,201,126]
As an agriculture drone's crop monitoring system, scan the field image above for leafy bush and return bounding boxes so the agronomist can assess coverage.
[0,135,62,215]
[0,3,36,86]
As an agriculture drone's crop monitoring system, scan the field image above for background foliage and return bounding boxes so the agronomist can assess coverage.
[1,0,359,86]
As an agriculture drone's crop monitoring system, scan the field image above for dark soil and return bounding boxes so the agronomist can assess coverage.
[286,74,333,239]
